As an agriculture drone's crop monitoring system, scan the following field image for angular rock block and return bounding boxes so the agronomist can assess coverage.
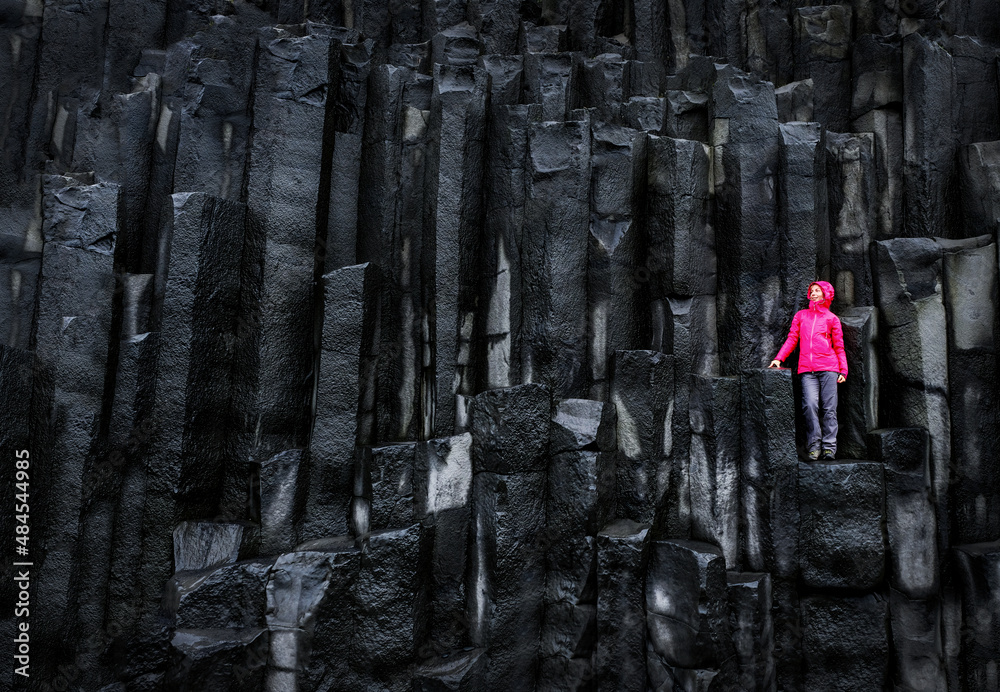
[664,90,709,141]
[867,428,938,598]
[646,135,714,298]
[523,52,574,121]
[776,79,814,123]
[167,628,269,692]
[610,351,678,529]
[468,470,545,690]
[415,434,473,649]
[850,34,901,120]
[259,449,306,555]
[624,96,666,133]
[168,559,273,630]
[538,651,594,692]
[550,399,616,454]
[953,541,1000,691]
[838,307,879,460]
[889,589,946,692]
[361,442,417,532]
[959,140,1000,237]
[352,525,424,691]
[645,539,732,670]
[172,521,260,573]
[740,369,798,578]
[471,383,550,473]
[413,648,487,691]
[798,460,885,590]
[596,519,649,692]
[305,261,381,541]
[689,375,741,568]
[801,594,889,691]
[579,53,630,123]
[852,107,903,239]
[948,35,1000,146]
[728,572,775,692]
[522,117,591,397]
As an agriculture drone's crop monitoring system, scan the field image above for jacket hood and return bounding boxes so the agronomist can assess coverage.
[808,281,834,310]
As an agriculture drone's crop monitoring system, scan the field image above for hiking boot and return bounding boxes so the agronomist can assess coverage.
[807,449,820,461]
[820,449,836,461]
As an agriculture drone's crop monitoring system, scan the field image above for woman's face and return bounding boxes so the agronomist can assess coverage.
[809,284,824,302]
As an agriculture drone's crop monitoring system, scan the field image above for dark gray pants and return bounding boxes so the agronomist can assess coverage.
[801,371,839,454]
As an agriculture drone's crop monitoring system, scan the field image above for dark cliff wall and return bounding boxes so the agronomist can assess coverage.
[1,0,999,690]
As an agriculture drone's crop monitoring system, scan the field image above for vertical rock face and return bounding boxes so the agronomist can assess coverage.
[7,2,1000,690]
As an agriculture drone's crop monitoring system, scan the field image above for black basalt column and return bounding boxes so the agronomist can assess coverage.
[427,63,487,436]
[468,384,549,690]
[480,104,535,390]
[246,23,333,459]
[728,572,776,692]
[611,350,680,533]
[711,65,782,376]
[596,519,649,692]
[942,241,1000,544]
[588,123,646,400]
[31,177,120,680]
[689,374,740,568]
[792,5,851,132]
[953,541,1000,691]
[838,307,879,460]
[778,121,827,321]
[304,262,381,541]
[826,131,876,309]
[902,33,955,239]
[522,116,591,397]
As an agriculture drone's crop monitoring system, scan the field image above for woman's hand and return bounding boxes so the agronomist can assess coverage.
[768,360,781,368]
[837,374,846,383]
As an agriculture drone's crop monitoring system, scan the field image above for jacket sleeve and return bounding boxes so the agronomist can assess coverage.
[774,311,801,362]
[831,315,848,375]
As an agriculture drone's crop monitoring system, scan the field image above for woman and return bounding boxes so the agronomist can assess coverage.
[768,281,847,461]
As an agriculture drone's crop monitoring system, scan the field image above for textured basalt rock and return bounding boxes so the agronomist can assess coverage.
[5,1,1000,689]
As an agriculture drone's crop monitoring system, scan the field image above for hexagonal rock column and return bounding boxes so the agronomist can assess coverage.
[645,539,735,688]
[866,428,937,598]
[838,307,879,460]
[801,594,889,691]
[740,368,798,577]
[797,460,886,590]
[739,368,798,690]
[953,541,1000,691]
[596,519,649,692]
[259,449,307,555]
[468,384,550,690]
[265,545,360,692]
[351,525,425,692]
[304,261,381,542]
[942,241,1000,544]
[521,117,591,397]
[689,374,741,568]
[610,350,680,532]
[728,572,775,692]
[414,434,473,651]
[541,399,616,690]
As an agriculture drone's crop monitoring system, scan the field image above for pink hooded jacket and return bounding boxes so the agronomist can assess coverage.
[774,281,848,376]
